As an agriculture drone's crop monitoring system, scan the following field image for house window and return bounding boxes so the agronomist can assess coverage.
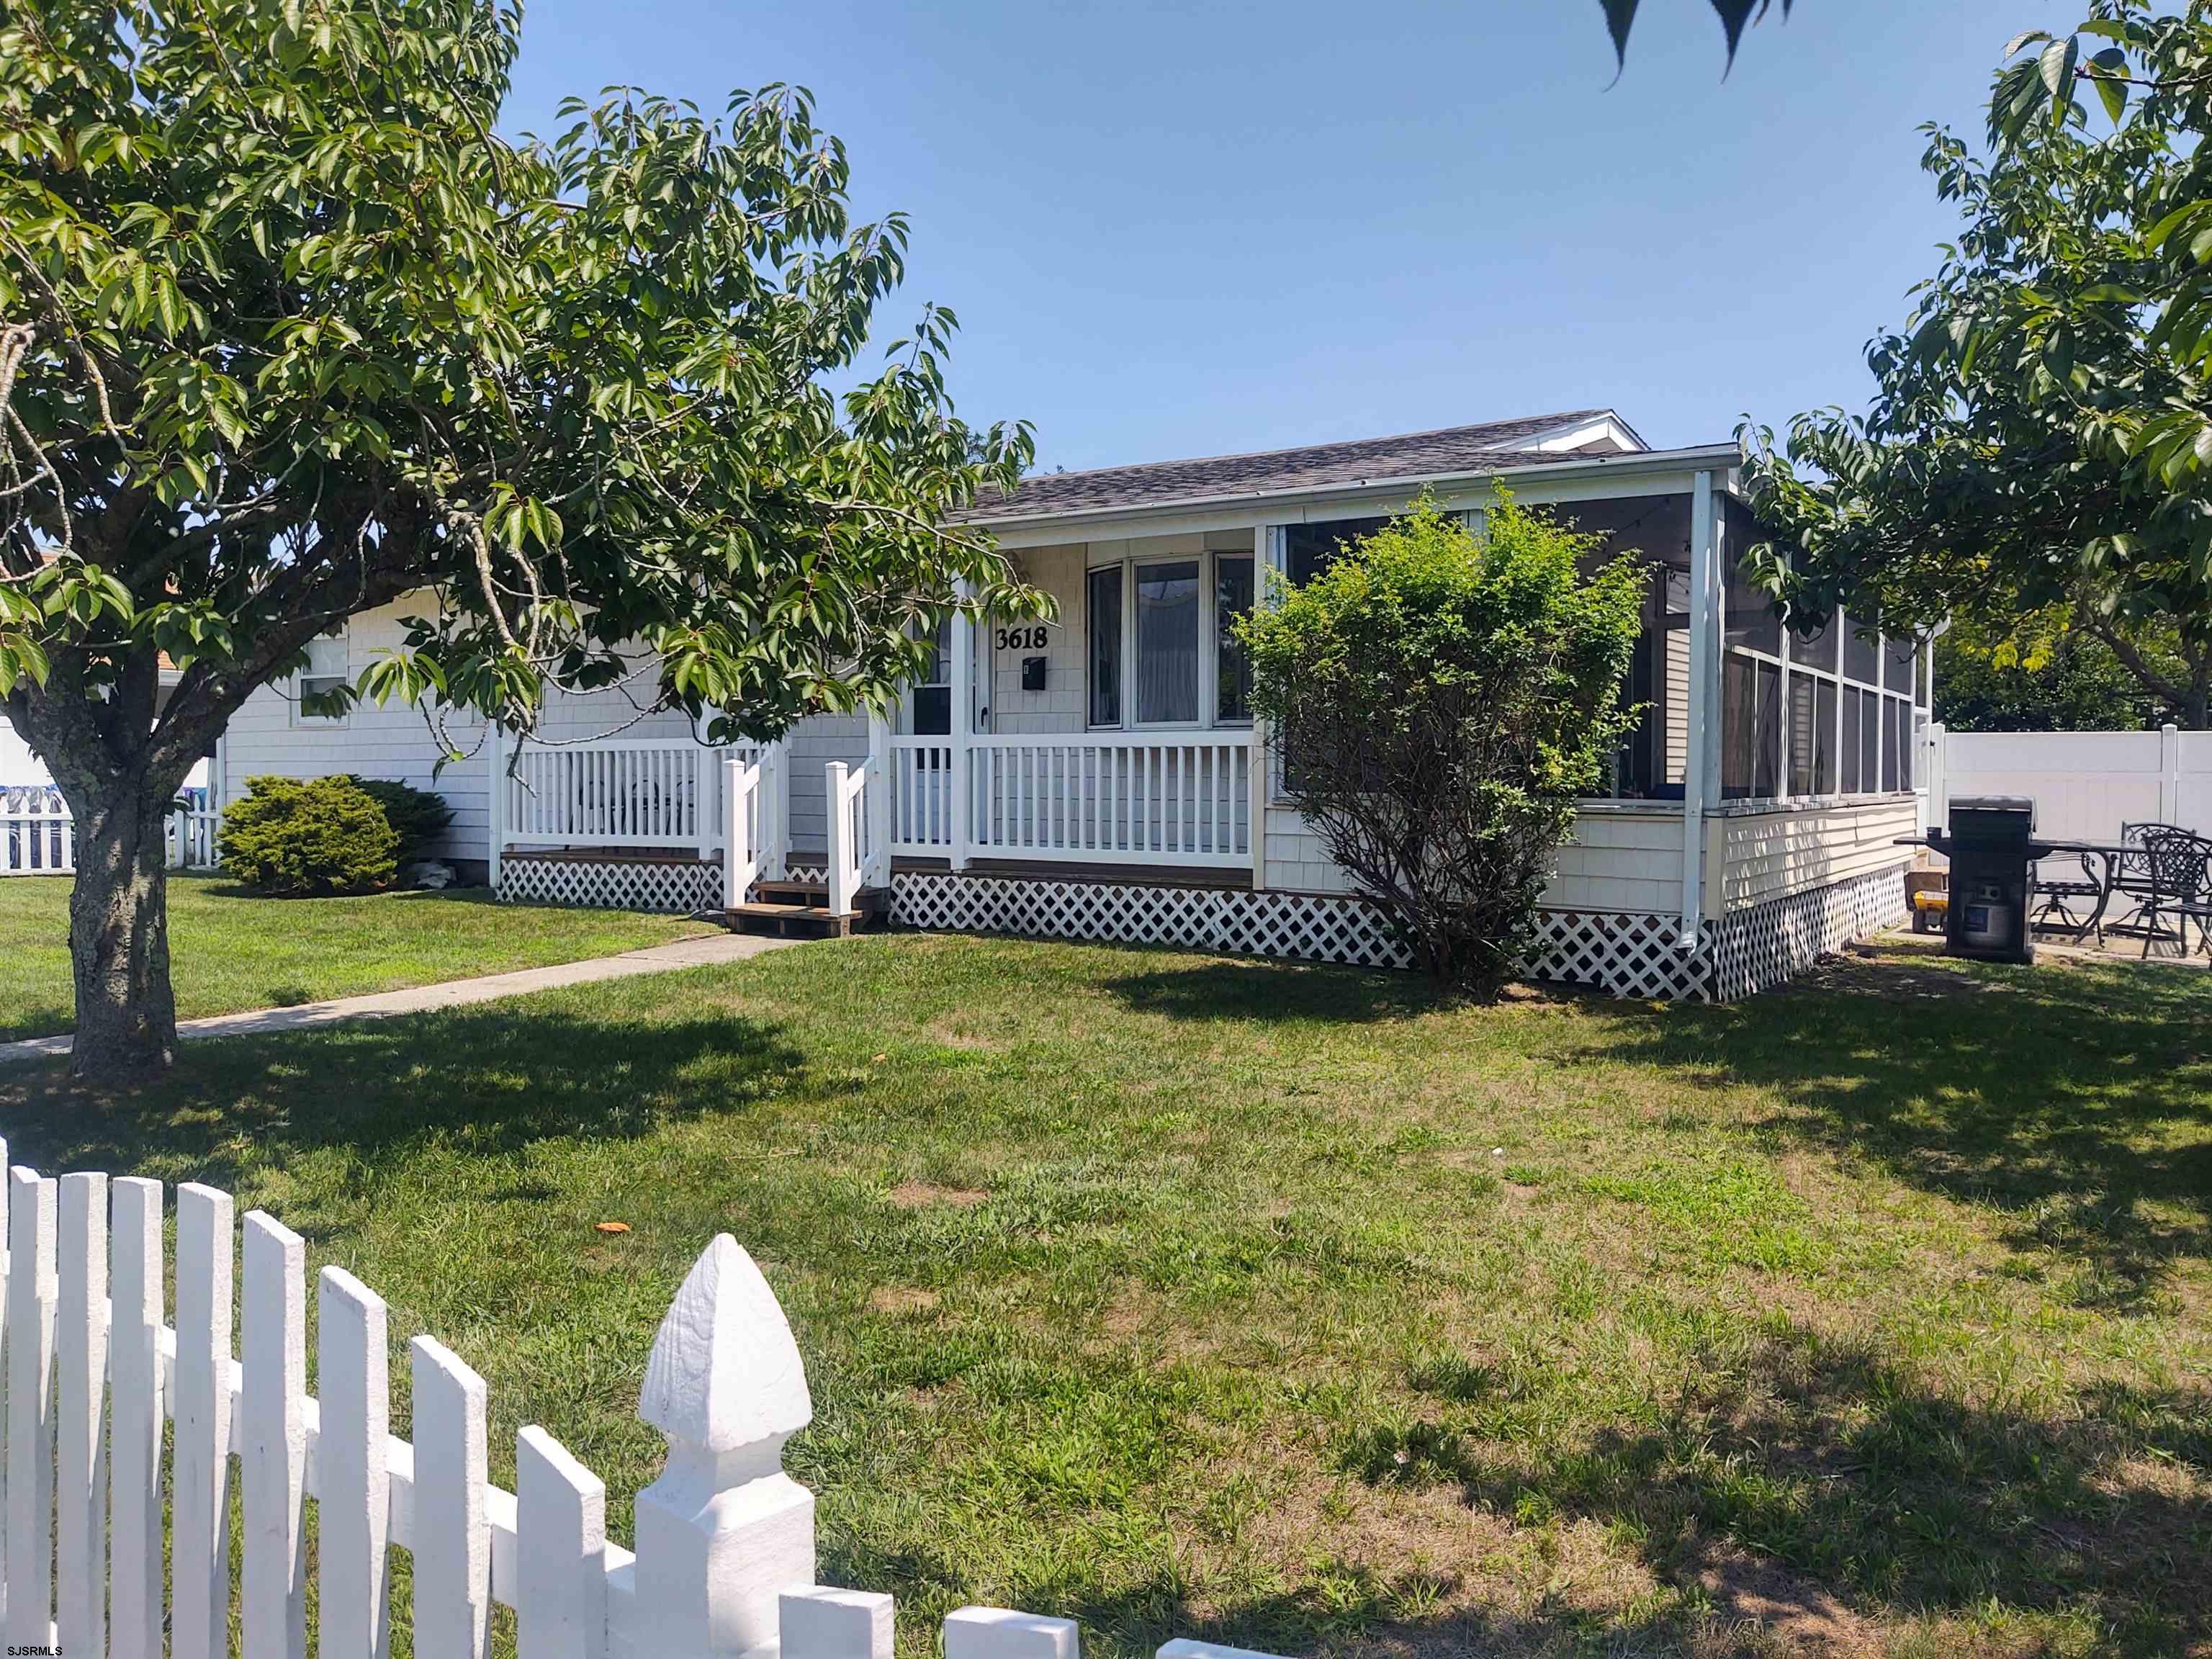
[1087,567,1122,727]
[1215,555,1254,722]
[910,617,950,737]
[1087,547,1256,730]
[1134,561,1200,723]
[293,627,349,727]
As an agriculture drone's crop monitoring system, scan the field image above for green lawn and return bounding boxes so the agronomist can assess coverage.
[2,933,2208,1657]
[0,875,714,1040]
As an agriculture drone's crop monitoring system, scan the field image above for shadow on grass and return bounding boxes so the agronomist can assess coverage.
[0,999,806,1195]
[1332,1318,2212,1652]
[1100,956,1450,1026]
[1553,940,2212,1303]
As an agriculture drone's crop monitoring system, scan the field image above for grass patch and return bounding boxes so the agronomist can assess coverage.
[0,874,713,1040]
[1,931,2207,1657]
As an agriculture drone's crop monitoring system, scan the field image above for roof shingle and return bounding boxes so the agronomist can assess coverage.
[962,410,1623,523]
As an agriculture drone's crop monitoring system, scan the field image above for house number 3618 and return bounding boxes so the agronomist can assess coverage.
[994,626,1049,650]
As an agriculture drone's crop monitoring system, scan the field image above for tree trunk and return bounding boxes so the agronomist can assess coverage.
[66,788,179,1083]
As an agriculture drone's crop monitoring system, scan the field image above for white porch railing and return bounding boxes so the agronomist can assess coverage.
[721,749,792,906]
[970,734,1252,867]
[1,788,74,875]
[886,739,956,854]
[503,740,721,854]
[0,1138,1290,1659]
[1,788,221,876]
[169,806,222,871]
[825,758,888,914]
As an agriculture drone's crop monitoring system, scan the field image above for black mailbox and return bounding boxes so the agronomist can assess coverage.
[1929,796,2044,964]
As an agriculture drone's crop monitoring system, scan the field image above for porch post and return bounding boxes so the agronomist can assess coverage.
[1677,471,1719,950]
[1249,523,1283,891]
[949,582,974,871]
[1922,720,1946,838]
[866,709,892,886]
[696,743,717,865]
[485,722,507,895]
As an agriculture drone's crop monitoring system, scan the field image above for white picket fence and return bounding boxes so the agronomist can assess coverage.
[0,1143,1277,1659]
[0,788,222,876]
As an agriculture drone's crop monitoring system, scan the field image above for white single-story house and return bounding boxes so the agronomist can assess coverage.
[211,409,1933,999]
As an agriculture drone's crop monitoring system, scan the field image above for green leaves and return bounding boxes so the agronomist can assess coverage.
[1740,9,2212,721]
[1600,0,1794,71]
[1,0,1043,765]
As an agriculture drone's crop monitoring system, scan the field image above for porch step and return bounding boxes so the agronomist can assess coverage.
[719,902,866,940]
[717,884,890,939]
[753,879,832,906]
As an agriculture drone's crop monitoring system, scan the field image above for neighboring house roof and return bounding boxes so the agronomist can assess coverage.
[962,409,1648,523]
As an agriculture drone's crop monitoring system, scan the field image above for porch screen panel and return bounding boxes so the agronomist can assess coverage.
[1841,691,1863,793]
[1817,680,1838,793]
[1087,567,1122,727]
[1844,619,1880,685]
[1135,561,1200,724]
[1721,654,1781,801]
[1858,688,1880,790]
[1284,518,1388,589]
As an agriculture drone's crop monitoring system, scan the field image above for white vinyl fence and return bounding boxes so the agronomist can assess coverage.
[0,1143,1275,1659]
[1930,724,2211,852]
[1,786,223,877]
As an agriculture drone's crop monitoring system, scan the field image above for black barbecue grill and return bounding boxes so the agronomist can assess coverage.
[1924,796,2049,965]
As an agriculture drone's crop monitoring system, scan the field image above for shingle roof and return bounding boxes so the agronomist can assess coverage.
[962,410,1627,523]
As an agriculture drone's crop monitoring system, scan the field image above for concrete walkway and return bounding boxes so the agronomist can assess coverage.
[0,931,792,1067]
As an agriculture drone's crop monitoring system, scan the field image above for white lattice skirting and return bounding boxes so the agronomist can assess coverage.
[496,853,1907,1001]
[500,857,722,915]
[1707,864,1909,1001]
[891,865,1910,1001]
[891,872,1416,970]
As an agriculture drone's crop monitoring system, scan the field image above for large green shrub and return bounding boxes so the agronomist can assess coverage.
[220,775,400,897]
[1236,492,1645,995]
[348,777,456,863]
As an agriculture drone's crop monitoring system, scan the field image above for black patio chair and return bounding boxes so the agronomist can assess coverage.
[2031,849,2111,943]
[2136,828,2212,959]
[2109,822,2176,942]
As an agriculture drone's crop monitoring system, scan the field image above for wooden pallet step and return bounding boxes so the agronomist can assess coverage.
[718,902,862,939]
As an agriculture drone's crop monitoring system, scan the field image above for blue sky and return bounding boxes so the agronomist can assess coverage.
[503,0,2051,472]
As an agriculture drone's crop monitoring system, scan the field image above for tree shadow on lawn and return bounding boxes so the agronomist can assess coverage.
[1552,941,2212,1306]
[1340,1318,2212,1653]
[0,999,808,1197]
[1098,953,1455,1027]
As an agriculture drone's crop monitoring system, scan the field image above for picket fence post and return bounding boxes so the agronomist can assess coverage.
[632,1234,816,1659]
[6,1166,56,1651]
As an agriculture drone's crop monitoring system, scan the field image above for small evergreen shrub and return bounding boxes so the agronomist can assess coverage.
[348,776,455,862]
[220,775,401,896]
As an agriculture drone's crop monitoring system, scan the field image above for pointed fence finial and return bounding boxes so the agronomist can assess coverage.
[638,1234,811,1455]
[633,1236,817,1659]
